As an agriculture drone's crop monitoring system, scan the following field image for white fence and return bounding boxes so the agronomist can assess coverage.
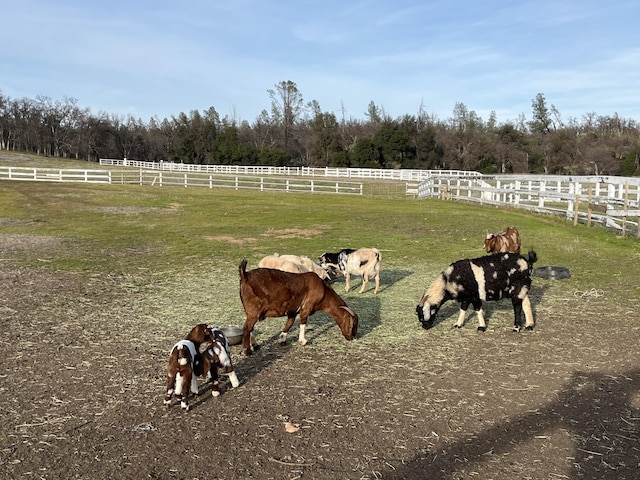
[0,167,112,183]
[4,162,640,235]
[99,158,480,182]
[418,174,640,236]
[0,166,363,195]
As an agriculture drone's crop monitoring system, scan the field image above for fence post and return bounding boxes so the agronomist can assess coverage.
[622,181,629,237]
[538,181,545,208]
[587,188,593,227]
[573,194,579,226]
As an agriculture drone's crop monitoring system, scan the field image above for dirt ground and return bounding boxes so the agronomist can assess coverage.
[2,233,640,480]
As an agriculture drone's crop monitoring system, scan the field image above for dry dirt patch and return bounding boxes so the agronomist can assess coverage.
[0,233,65,252]
[204,235,257,245]
[2,233,640,480]
[262,227,326,239]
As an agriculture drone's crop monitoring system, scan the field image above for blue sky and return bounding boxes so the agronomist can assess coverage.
[1,0,639,124]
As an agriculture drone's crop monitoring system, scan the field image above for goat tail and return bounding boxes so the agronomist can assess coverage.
[527,250,538,265]
[239,259,249,281]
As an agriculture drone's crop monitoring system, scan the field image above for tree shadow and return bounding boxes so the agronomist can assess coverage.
[386,369,640,479]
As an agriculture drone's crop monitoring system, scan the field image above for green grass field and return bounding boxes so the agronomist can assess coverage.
[2,167,639,349]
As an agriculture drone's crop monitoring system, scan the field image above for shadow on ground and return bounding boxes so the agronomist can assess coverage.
[386,369,640,479]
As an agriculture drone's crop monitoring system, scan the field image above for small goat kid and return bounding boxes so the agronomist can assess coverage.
[484,226,521,254]
[198,328,240,396]
[164,324,213,411]
[164,340,200,411]
[319,248,381,294]
[238,259,358,356]
[416,251,537,333]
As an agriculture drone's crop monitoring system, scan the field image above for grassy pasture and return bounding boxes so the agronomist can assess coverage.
[3,156,640,479]
[2,173,639,342]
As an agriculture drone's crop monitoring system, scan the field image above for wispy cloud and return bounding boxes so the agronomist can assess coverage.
[1,0,638,123]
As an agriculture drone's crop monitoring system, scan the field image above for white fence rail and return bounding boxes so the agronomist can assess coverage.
[418,174,640,236]
[137,170,363,195]
[99,158,480,182]
[0,167,112,183]
[0,166,363,195]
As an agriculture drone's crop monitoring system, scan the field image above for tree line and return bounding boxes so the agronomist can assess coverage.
[1,81,639,175]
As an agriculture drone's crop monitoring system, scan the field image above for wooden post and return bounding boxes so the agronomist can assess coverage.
[573,194,579,226]
[622,181,629,237]
[587,188,593,227]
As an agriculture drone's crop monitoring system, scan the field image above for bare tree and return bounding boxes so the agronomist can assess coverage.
[268,80,304,150]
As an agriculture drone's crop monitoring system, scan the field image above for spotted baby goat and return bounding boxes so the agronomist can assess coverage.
[164,324,216,411]
[164,340,200,411]
[416,251,537,332]
[198,328,240,396]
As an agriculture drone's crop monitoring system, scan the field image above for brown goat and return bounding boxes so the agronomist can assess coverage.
[238,259,358,356]
[164,340,200,411]
[484,226,521,254]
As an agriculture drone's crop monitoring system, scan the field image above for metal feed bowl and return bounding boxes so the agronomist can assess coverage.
[533,266,571,280]
[220,326,243,346]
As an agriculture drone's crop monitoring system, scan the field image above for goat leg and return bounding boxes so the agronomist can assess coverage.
[512,298,524,333]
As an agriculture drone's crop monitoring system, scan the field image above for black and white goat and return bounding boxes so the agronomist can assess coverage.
[319,248,381,294]
[416,251,537,332]
[164,340,200,411]
[199,327,240,396]
[318,249,355,278]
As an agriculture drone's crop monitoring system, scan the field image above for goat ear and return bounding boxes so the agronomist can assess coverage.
[340,306,356,317]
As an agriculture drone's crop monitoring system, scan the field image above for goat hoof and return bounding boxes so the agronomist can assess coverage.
[525,325,534,331]
[242,349,253,356]
[477,326,486,332]
[512,326,522,333]
[453,324,462,329]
